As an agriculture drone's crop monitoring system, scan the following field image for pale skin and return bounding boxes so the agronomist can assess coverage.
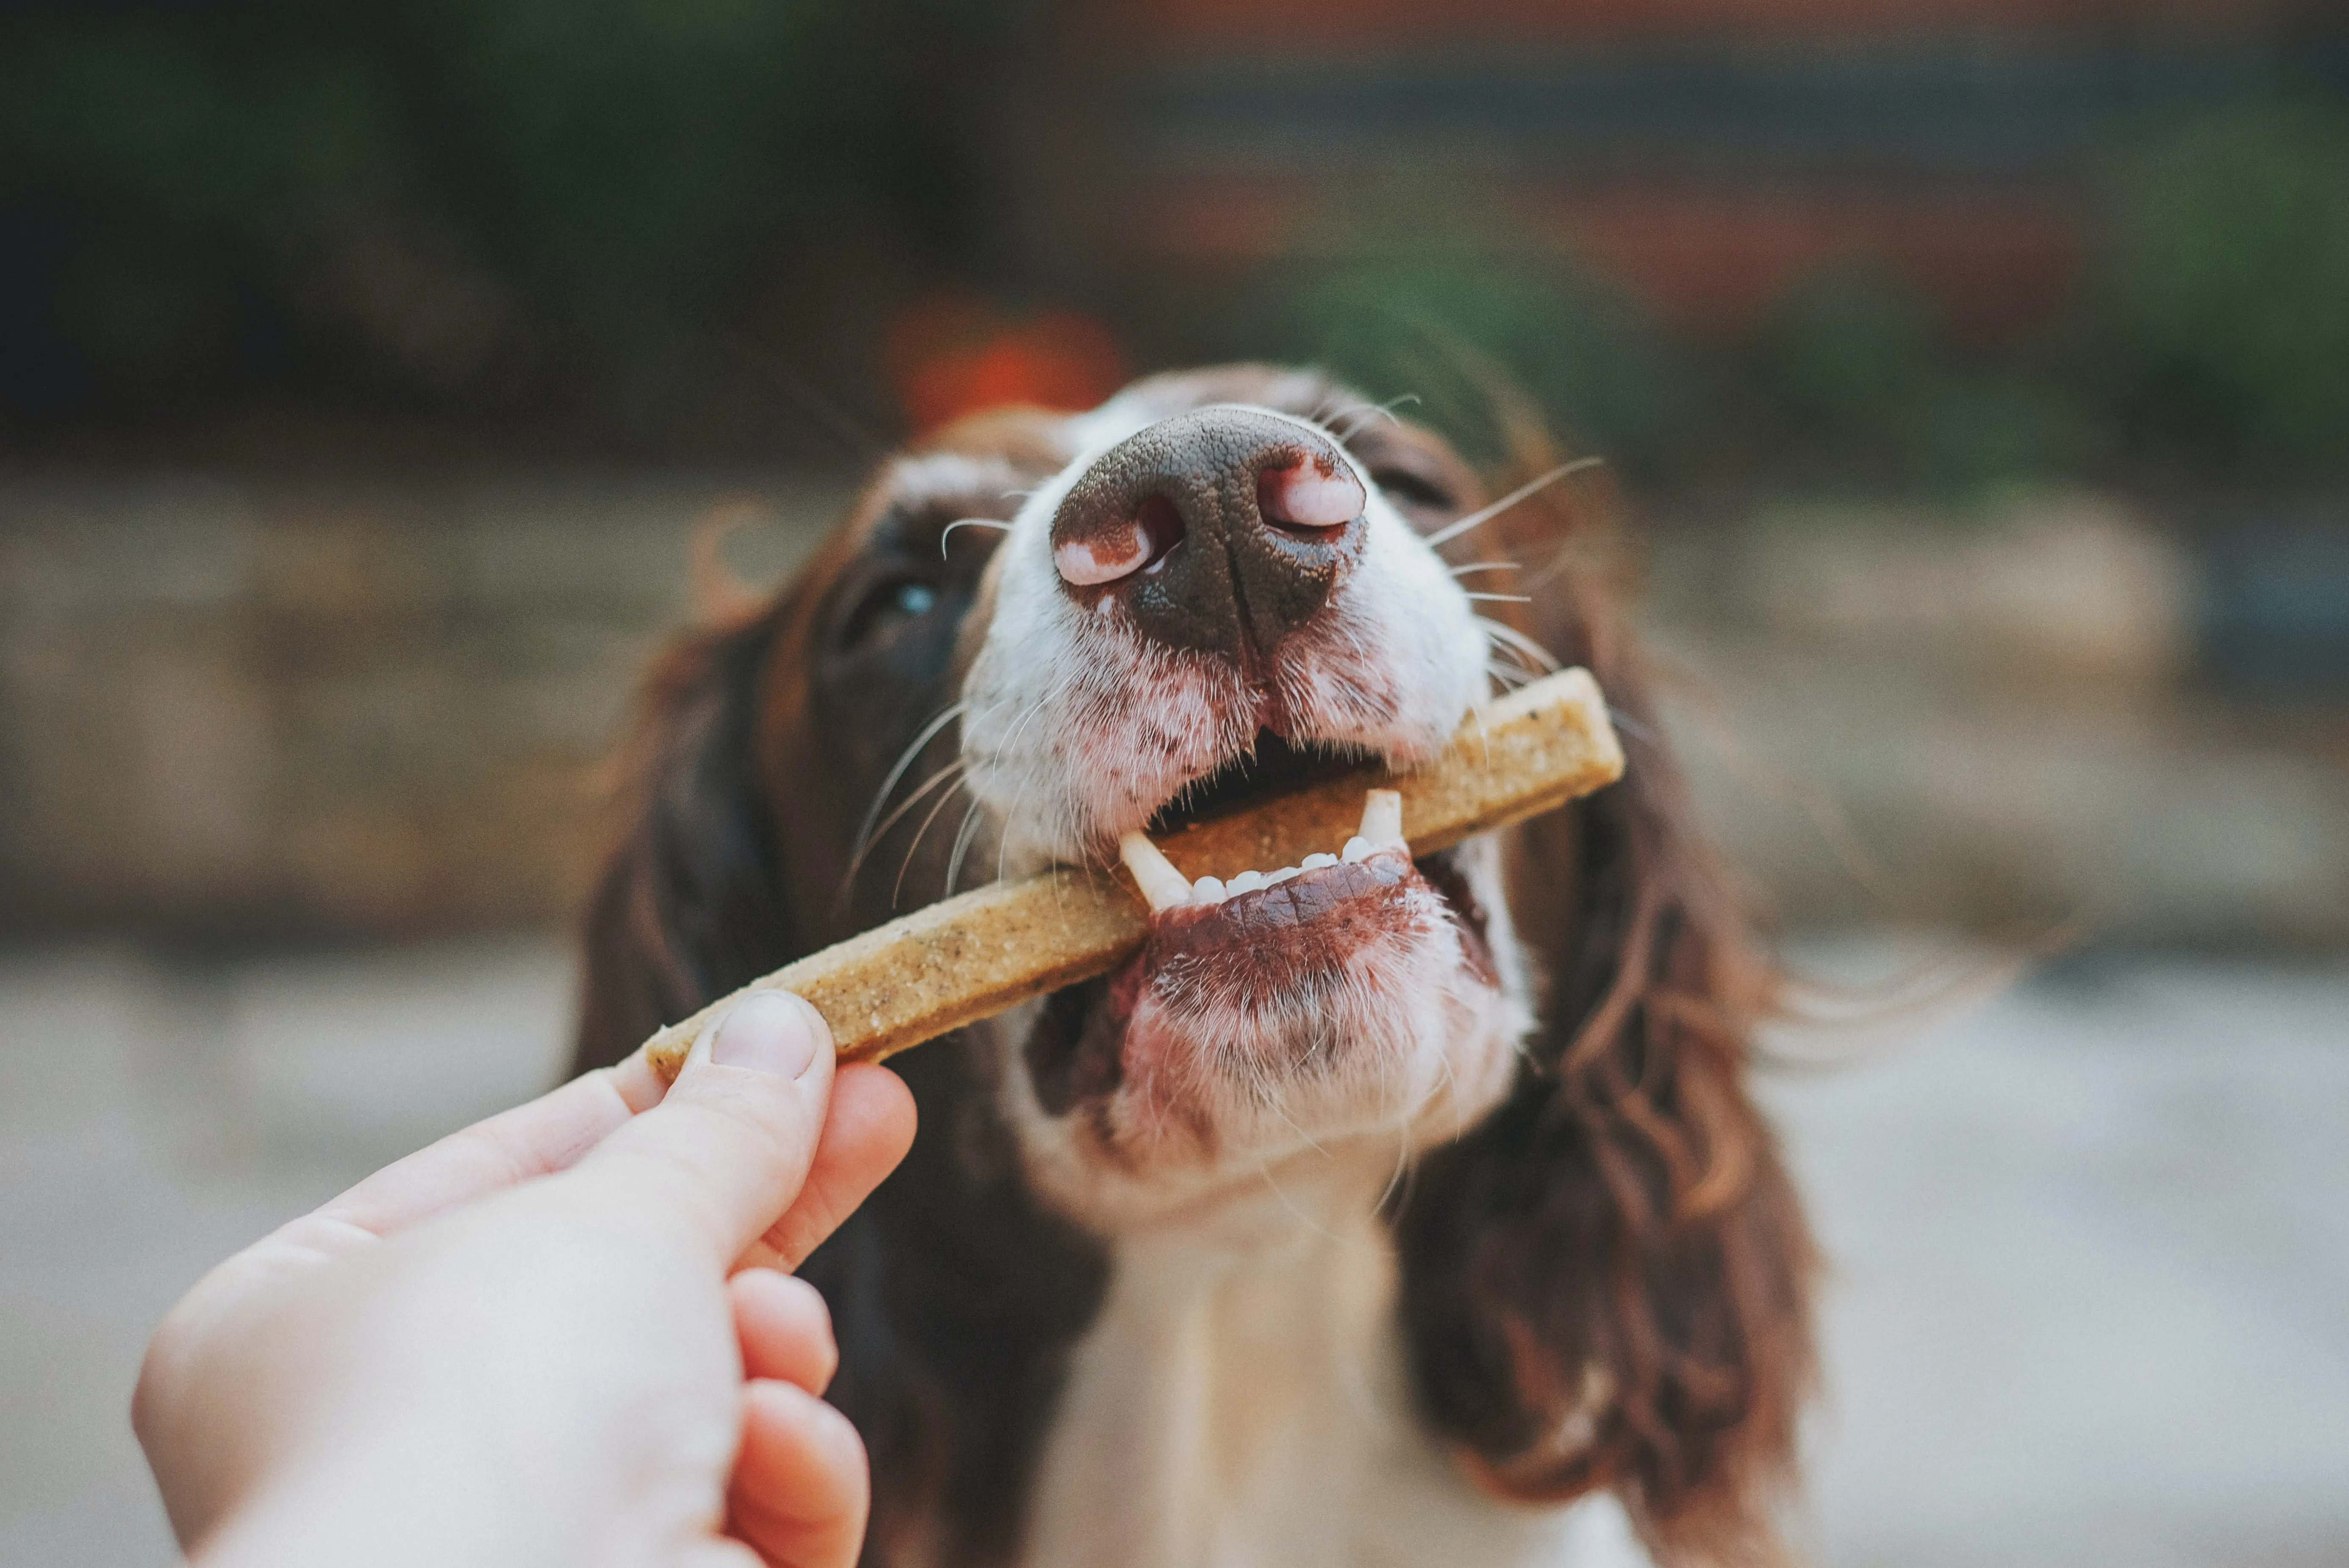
[132,990,917,1568]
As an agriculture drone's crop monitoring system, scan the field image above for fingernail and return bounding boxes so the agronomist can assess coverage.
[711,991,822,1077]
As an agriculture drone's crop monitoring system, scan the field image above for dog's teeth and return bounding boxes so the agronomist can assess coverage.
[1191,875,1226,904]
[1266,865,1299,886]
[1227,869,1266,895]
[1357,788,1404,849]
[1341,836,1371,863]
[1302,852,1337,870]
[1119,830,1194,914]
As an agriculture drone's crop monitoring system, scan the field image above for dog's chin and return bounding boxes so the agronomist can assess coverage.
[1003,842,1531,1231]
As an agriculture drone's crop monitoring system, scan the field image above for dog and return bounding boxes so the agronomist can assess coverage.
[571,365,1815,1568]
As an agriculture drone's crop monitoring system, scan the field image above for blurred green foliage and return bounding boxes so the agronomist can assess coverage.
[1763,269,1938,435]
[1754,268,2083,497]
[0,0,1011,424]
[1240,105,2349,493]
[1249,253,1695,475]
[2100,103,2349,471]
[1240,252,2083,495]
[4,4,2345,489]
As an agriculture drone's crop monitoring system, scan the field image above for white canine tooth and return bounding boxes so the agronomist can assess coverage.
[1191,876,1226,904]
[1266,865,1299,886]
[1227,869,1266,895]
[1119,830,1193,914]
[1301,852,1337,870]
[1341,835,1371,863]
[1358,788,1404,848]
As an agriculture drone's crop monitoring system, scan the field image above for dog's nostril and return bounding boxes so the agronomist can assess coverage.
[1134,494,1186,571]
[1053,522,1145,586]
[1258,460,1366,535]
[1048,407,1364,657]
[1053,494,1186,586]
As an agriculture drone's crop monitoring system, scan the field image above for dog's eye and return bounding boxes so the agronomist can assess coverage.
[840,574,941,651]
[1371,467,1455,513]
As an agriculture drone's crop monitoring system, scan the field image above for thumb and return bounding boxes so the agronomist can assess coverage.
[560,990,837,1268]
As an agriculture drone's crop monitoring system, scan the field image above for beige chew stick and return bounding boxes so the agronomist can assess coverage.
[643,666,1624,1080]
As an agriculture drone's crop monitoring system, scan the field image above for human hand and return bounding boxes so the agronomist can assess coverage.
[132,990,915,1568]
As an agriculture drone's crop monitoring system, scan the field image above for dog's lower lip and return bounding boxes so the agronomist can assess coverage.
[1146,848,1412,957]
[1035,844,1475,1023]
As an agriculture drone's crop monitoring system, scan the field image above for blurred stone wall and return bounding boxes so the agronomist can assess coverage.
[1651,492,2349,949]
[2,474,2343,948]
[0,475,844,940]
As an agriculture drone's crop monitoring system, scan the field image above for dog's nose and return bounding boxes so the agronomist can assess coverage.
[1050,407,1367,659]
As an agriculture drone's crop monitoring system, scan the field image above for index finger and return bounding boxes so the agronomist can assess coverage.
[555,991,841,1268]
[307,1046,671,1242]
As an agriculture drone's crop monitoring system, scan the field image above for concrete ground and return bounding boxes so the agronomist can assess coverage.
[1,937,2343,1566]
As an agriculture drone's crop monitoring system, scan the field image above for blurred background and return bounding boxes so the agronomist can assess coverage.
[3,1,2345,1564]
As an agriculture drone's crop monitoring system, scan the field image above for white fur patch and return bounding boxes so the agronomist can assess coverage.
[1020,1162,1649,1568]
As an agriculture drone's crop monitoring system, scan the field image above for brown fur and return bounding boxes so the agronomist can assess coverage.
[572,367,1814,1566]
[1392,412,1816,1565]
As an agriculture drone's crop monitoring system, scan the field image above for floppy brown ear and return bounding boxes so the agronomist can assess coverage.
[570,597,808,1076]
[1391,449,1816,1564]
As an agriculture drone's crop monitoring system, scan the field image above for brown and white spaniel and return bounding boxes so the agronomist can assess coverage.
[571,366,1815,1568]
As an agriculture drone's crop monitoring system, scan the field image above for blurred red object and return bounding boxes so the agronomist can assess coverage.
[888,296,1127,434]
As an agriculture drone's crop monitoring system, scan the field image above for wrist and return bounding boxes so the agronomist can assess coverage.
[186,1402,725,1568]
[188,1426,528,1568]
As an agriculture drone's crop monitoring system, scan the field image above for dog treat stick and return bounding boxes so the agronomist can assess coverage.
[643,666,1624,1080]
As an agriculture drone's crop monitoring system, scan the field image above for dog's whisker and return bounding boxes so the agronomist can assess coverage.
[892,771,973,910]
[1330,392,1420,443]
[1462,591,1534,605]
[987,698,1053,884]
[844,760,968,896]
[1477,616,1561,673]
[1422,457,1603,550]
[939,518,1012,556]
[1488,655,1545,691]
[1468,704,1493,776]
[1485,640,1542,677]
[1607,704,1664,749]
[944,794,986,894]
[851,701,969,878]
[1251,1157,1349,1249]
[1447,560,1521,579]
[1258,1086,1332,1165]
